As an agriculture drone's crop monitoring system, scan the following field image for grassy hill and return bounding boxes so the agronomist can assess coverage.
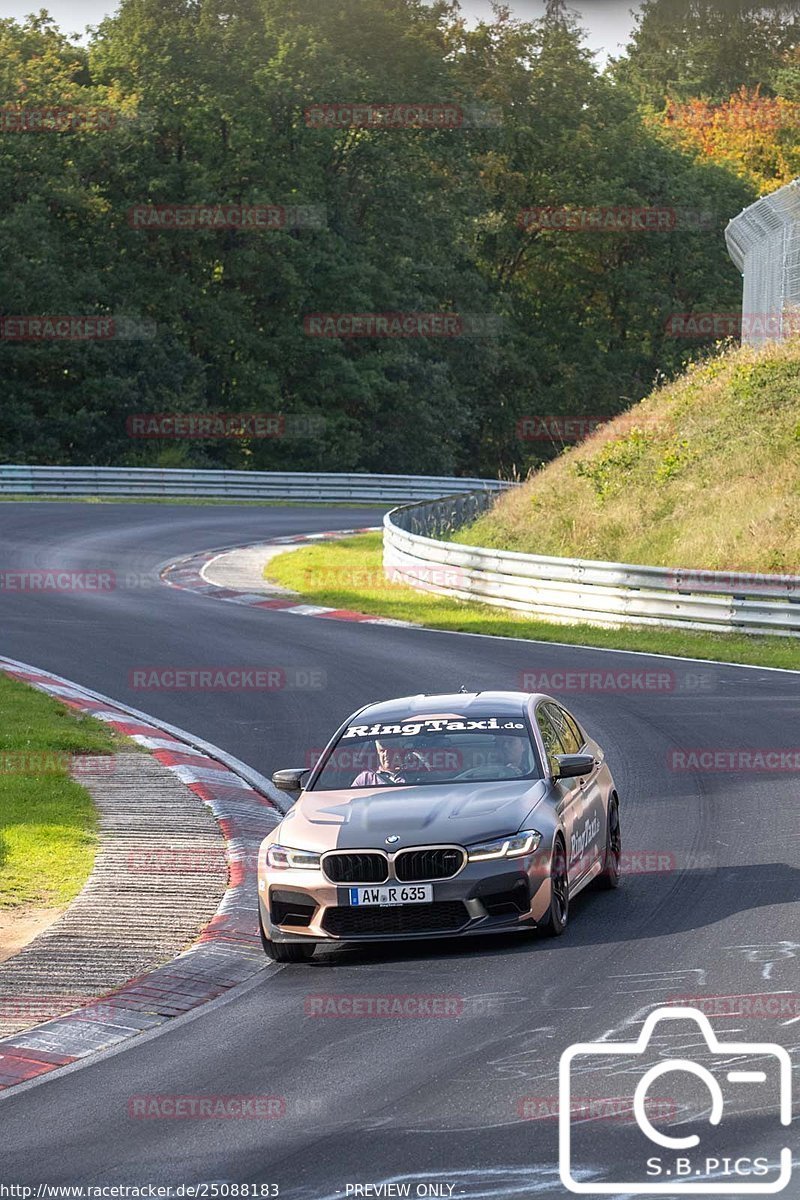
[459,340,800,574]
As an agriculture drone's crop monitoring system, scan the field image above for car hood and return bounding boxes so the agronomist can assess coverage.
[276,779,548,852]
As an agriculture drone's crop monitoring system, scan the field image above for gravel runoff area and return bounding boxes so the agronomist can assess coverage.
[202,543,302,593]
[171,528,414,629]
[0,658,283,1093]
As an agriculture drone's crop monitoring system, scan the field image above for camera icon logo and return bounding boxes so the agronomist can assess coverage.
[559,1006,792,1194]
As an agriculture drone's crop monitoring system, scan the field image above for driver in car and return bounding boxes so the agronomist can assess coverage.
[351,739,428,787]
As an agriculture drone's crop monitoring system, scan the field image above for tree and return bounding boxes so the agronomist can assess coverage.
[449,9,753,474]
[654,87,800,190]
[0,2,759,477]
[612,0,800,107]
[544,0,569,28]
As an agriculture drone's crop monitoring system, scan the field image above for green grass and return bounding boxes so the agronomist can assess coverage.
[264,533,800,671]
[457,339,800,573]
[0,495,388,508]
[0,674,126,908]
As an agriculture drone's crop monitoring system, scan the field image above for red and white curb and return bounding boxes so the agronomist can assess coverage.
[161,527,415,626]
[0,655,284,1094]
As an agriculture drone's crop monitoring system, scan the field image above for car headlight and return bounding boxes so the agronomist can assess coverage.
[467,830,542,862]
[266,843,321,870]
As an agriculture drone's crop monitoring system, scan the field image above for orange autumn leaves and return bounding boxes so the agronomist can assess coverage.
[653,88,800,193]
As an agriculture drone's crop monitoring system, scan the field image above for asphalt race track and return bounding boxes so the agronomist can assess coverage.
[0,502,798,1198]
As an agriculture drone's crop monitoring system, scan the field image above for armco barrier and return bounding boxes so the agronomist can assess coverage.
[0,465,508,504]
[384,496,800,637]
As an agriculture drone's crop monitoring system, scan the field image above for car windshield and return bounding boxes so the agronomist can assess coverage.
[309,715,542,789]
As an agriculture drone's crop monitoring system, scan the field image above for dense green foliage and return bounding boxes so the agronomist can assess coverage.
[0,1,785,475]
[612,0,800,105]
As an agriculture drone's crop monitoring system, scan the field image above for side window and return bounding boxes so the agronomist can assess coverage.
[545,703,582,755]
[564,710,586,751]
[536,706,566,774]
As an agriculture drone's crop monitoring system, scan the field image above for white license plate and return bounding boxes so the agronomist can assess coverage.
[348,884,433,906]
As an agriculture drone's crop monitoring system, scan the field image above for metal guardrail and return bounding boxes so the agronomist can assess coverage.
[384,496,800,637]
[0,465,509,504]
[9,467,795,637]
[725,177,800,346]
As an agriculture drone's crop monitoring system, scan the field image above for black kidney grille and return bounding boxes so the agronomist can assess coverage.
[323,901,469,938]
[322,852,388,884]
[394,848,464,882]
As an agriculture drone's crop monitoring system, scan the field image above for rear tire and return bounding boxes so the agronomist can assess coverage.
[598,797,621,890]
[540,837,569,936]
[259,913,315,962]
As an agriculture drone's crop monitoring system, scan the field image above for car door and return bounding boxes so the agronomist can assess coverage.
[535,704,585,889]
[545,702,604,884]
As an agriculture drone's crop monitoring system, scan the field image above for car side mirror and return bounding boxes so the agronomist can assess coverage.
[553,753,596,780]
[271,767,309,792]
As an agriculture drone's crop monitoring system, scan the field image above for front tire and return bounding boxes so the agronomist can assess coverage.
[259,913,315,962]
[598,797,622,890]
[540,836,569,936]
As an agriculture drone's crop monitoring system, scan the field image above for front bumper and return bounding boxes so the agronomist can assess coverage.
[258,855,553,944]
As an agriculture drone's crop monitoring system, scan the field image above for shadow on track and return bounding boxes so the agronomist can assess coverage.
[296,862,800,968]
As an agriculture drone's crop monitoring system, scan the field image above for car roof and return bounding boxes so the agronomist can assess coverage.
[352,690,539,724]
